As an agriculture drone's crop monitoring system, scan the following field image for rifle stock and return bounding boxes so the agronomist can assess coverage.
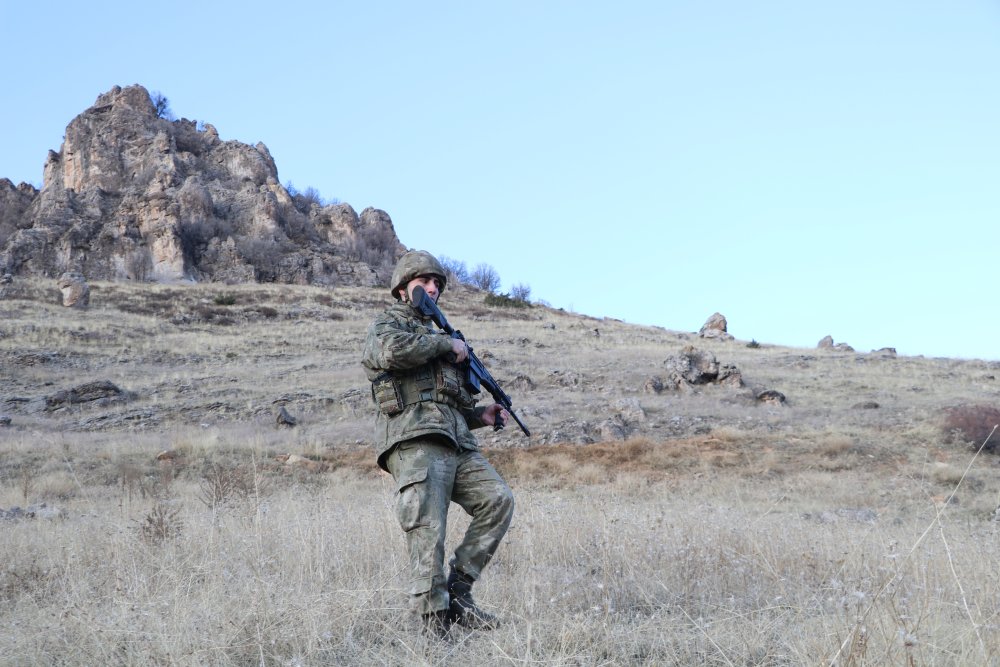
[411,286,531,437]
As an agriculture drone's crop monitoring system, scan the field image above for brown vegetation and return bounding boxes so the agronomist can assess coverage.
[942,404,1000,452]
[1,277,1000,665]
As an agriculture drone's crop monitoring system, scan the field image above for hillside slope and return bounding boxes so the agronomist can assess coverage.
[2,278,1000,665]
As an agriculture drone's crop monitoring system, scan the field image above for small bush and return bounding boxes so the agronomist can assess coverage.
[485,292,530,309]
[197,462,269,508]
[746,339,761,349]
[139,501,182,544]
[213,294,237,306]
[942,405,1000,452]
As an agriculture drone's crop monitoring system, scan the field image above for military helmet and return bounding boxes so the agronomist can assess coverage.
[390,250,447,300]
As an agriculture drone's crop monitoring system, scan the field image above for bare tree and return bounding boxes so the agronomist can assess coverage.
[439,256,470,285]
[511,283,531,302]
[470,263,501,293]
[150,91,173,120]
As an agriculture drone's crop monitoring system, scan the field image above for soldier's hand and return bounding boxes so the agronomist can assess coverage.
[450,338,469,363]
[483,403,509,428]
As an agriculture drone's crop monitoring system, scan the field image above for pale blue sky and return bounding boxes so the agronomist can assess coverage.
[2,1,998,360]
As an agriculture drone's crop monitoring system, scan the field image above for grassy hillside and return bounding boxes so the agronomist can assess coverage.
[2,278,999,665]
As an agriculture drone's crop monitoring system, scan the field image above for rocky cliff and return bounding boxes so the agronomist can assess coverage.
[0,85,403,285]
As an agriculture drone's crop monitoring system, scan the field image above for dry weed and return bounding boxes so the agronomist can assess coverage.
[138,501,183,543]
[3,278,1000,664]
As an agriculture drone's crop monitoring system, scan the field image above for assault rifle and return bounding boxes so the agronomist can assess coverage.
[411,285,531,437]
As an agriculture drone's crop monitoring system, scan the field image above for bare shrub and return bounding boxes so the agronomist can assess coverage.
[343,224,397,282]
[470,263,501,292]
[818,434,854,457]
[197,462,269,508]
[942,405,1000,452]
[124,248,153,281]
[138,501,182,543]
[278,206,320,244]
[439,256,470,285]
[237,237,290,282]
[286,184,324,213]
[511,282,531,302]
[178,218,235,263]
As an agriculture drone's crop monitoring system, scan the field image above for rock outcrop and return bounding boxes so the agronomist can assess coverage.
[57,271,89,307]
[0,85,404,285]
[818,335,855,352]
[699,312,734,341]
[664,346,744,390]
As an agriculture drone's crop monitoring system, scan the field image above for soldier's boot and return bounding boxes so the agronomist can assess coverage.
[420,610,452,639]
[447,569,499,630]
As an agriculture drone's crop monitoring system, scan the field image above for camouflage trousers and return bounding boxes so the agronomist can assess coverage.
[385,438,514,616]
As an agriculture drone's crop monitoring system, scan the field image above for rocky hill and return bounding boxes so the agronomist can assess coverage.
[0,84,403,285]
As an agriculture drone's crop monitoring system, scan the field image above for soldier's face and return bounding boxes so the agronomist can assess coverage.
[402,275,443,302]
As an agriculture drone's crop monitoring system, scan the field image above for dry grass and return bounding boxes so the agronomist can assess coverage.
[2,277,1000,665]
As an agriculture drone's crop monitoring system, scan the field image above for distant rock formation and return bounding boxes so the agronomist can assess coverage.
[817,335,855,352]
[699,312,734,341]
[0,84,404,286]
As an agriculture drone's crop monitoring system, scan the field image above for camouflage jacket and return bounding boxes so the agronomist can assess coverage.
[362,300,488,470]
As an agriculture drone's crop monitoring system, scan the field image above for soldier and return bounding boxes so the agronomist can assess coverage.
[362,250,515,637]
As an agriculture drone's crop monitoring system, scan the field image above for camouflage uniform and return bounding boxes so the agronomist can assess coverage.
[362,251,514,623]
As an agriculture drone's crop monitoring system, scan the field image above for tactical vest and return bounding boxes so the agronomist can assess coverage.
[371,360,477,415]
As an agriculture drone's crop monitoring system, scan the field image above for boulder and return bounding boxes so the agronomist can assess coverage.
[57,271,89,307]
[596,416,629,441]
[612,397,645,424]
[818,335,854,352]
[755,389,786,405]
[45,380,131,410]
[276,406,298,427]
[665,346,743,386]
[643,376,665,394]
[1,503,67,521]
[699,312,734,341]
